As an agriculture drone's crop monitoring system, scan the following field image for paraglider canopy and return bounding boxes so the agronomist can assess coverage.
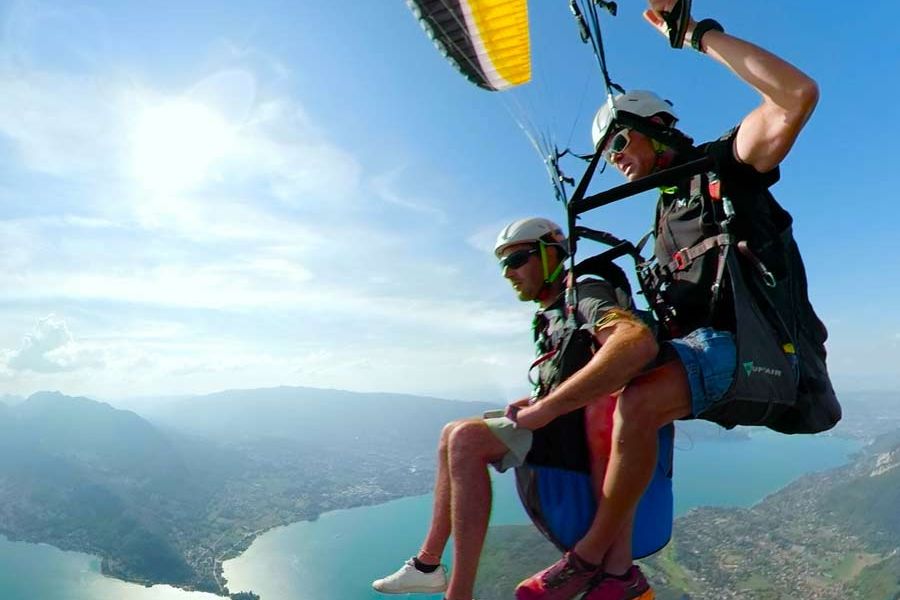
[406,0,532,91]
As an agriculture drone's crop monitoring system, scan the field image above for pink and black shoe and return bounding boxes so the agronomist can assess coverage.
[514,551,601,600]
[583,565,653,600]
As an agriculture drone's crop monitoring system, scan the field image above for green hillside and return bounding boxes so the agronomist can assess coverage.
[820,448,900,552]
[0,388,496,597]
[476,432,900,600]
[474,525,559,600]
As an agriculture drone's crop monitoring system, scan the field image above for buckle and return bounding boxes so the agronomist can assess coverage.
[672,248,689,271]
[708,178,721,201]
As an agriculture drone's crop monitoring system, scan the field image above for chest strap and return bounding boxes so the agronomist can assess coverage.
[664,233,734,274]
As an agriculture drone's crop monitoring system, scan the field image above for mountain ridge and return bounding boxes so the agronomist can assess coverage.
[0,386,498,597]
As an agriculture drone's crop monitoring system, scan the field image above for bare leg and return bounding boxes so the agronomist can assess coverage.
[588,438,634,574]
[585,397,634,573]
[600,512,636,575]
[417,421,460,563]
[574,360,691,563]
[588,453,634,574]
[444,420,510,600]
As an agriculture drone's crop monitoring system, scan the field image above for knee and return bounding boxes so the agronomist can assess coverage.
[440,420,461,441]
[616,385,665,432]
[438,420,463,451]
[614,360,692,436]
[447,420,492,462]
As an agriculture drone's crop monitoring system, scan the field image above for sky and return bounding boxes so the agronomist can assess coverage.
[0,0,898,404]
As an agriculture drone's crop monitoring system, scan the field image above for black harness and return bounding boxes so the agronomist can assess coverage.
[526,275,628,473]
[641,168,839,432]
[566,145,840,434]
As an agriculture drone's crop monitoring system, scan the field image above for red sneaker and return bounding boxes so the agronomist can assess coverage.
[583,565,653,600]
[514,552,600,600]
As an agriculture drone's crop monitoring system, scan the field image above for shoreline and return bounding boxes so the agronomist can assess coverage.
[0,432,867,598]
[0,489,423,599]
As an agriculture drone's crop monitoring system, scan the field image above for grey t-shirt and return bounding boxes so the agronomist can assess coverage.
[532,279,628,396]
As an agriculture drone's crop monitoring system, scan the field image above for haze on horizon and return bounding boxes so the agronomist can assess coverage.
[1,2,899,404]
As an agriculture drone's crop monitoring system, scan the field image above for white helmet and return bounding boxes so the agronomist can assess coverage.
[591,90,678,149]
[494,217,566,258]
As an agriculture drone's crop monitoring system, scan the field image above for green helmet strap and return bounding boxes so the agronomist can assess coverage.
[539,242,565,284]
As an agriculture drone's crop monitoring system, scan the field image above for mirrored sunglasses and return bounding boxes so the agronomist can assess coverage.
[603,128,631,161]
[499,247,538,270]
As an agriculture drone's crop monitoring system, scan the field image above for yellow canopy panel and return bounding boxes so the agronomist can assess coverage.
[407,0,531,91]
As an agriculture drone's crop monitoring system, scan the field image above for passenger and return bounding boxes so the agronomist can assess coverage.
[372,217,653,600]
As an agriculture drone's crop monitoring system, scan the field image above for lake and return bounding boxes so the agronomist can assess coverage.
[0,430,862,600]
[0,536,220,600]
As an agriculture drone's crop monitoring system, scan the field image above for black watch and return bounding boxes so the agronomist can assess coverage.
[691,19,724,53]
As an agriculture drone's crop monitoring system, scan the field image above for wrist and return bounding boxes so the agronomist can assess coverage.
[689,18,724,53]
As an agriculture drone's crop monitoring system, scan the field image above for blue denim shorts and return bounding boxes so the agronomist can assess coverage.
[664,327,737,418]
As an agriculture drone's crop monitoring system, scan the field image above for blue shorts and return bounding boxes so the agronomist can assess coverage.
[664,327,736,418]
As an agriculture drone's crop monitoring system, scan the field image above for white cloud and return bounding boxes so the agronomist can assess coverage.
[0,69,122,177]
[0,61,363,217]
[215,97,362,206]
[4,314,103,373]
[467,219,515,255]
[118,70,363,209]
[2,2,110,70]
[371,167,447,222]
[0,13,536,400]
[0,212,524,340]
[128,194,326,245]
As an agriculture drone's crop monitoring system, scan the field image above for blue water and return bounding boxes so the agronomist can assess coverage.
[671,429,860,513]
[222,429,861,600]
[0,536,220,600]
[0,431,862,600]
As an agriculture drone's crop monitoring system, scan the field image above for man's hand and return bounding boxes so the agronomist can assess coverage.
[504,397,531,423]
[643,4,695,42]
[509,402,554,431]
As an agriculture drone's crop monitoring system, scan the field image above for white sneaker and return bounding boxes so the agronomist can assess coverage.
[372,558,449,594]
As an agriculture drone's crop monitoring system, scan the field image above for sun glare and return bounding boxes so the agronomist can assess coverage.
[130,100,233,193]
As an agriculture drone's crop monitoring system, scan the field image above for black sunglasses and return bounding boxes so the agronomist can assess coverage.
[499,247,538,270]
